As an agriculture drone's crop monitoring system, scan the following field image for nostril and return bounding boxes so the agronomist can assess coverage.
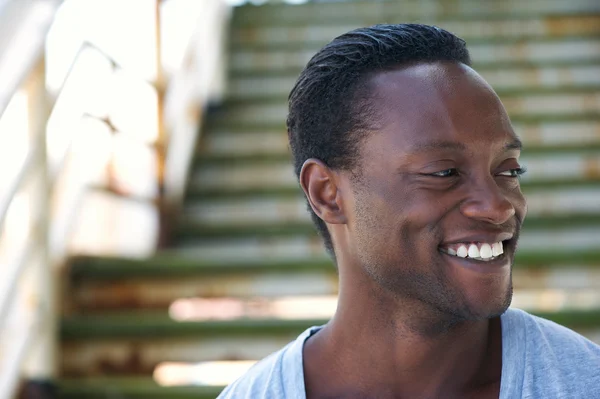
[460,189,515,225]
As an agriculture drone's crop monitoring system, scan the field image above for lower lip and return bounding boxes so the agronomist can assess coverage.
[439,250,511,274]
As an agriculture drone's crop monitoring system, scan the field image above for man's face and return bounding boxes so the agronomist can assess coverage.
[344,62,527,323]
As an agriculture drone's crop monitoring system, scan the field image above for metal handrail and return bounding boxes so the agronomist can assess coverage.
[0,39,164,399]
[0,1,230,396]
[0,0,62,120]
[0,41,150,322]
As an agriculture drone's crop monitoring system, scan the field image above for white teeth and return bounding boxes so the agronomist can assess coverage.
[447,242,504,260]
[492,242,503,256]
[479,243,493,259]
[467,244,480,258]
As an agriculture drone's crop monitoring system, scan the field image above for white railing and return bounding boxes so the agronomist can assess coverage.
[0,1,230,398]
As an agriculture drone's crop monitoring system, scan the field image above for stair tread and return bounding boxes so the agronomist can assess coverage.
[230,15,600,46]
[207,113,600,131]
[69,255,334,280]
[218,84,600,106]
[193,145,600,165]
[186,179,600,201]
[61,315,325,339]
[174,213,600,239]
[231,58,600,78]
[60,308,600,339]
[232,2,600,25]
[231,33,600,52]
[69,250,600,282]
[58,378,222,399]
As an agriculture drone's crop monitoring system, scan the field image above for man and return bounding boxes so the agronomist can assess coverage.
[219,24,600,398]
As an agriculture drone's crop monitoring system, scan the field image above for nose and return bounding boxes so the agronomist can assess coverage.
[460,176,516,225]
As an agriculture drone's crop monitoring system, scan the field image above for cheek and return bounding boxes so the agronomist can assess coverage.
[509,187,527,220]
[353,186,440,252]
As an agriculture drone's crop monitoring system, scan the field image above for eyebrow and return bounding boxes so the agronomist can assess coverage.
[409,138,523,154]
[504,138,523,151]
[409,141,467,153]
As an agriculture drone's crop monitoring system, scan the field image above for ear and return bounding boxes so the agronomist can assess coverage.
[299,159,347,225]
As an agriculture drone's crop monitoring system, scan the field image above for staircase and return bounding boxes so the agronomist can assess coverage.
[58,1,600,397]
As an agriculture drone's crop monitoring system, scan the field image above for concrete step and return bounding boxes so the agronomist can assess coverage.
[227,63,600,100]
[68,266,600,313]
[67,252,600,312]
[169,226,600,262]
[232,1,600,26]
[186,179,600,202]
[230,58,600,79]
[230,15,600,48]
[68,252,600,281]
[208,88,600,127]
[181,186,600,227]
[188,150,600,192]
[175,210,600,242]
[199,121,600,158]
[193,144,600,167]
[229,37,600,73]
[58,378,223,399]
[59,309,600,378]
[60,316,319,377]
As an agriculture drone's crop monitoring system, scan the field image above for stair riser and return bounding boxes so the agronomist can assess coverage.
[231,16,600,46]
[228,65,600,99]
[69,272,337,311]
[173,228,600,262]
[61,336,296,377]
[190,155,600,191]
[68,268,600,313]
[200,131,290,157]
[183,188,600,227]
[201,122,600,157]
[61,324,600,377]
[233,1,600,25]
[209,92,600,126]
[230,38,600,72]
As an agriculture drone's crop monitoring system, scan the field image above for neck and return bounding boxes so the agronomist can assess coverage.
[304,268,503,398]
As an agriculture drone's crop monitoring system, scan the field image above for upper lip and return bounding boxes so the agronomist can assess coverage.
[441,232,514,245]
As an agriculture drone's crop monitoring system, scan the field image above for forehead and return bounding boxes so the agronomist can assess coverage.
[364,62,516,154]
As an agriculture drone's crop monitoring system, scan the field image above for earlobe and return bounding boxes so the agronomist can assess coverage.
[299,159,347,225]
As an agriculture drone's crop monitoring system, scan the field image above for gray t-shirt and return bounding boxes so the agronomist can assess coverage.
[218,308,600,398]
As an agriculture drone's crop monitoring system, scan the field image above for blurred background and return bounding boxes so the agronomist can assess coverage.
[0,0,599,398]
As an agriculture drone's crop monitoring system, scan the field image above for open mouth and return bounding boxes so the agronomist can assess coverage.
[439,241,508,262]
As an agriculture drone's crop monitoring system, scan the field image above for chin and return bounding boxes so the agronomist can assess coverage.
[463,284,513,321]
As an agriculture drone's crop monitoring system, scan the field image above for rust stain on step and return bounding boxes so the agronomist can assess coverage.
[544,15,600,36]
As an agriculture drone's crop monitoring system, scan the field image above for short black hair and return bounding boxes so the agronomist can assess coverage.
[287,23,471,259]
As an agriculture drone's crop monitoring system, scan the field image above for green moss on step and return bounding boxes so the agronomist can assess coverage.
[60,309,600,340]
[68,256,335,280]
[68,248,600,283]
[61,316,325,340]
[58,378,223,399]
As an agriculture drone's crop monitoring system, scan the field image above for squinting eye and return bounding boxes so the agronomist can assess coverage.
[430,168,458,177]
[497,167,527,178]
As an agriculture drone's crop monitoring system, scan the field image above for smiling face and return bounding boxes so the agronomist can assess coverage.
[341,62,527,323]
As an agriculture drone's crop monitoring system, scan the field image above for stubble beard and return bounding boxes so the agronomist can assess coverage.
[351,185,516,336]
[356,230,515,336]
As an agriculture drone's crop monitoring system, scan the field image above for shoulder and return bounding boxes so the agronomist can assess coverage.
[506,308,600,396]
[514,308,600,357]
[217,325,322,399]
[216,347,288,399]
